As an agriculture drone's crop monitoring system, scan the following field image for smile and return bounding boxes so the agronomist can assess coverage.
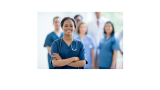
[66,30,72,32]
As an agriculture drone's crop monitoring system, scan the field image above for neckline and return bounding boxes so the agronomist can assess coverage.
[54,31,62,38]
[105,35,112,40]
[79,34,86,41]
[62,38,73,47]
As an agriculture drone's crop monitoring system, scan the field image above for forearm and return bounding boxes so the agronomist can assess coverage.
[67,60,86,67]
[91,49,95,65]
[52,58,74,67]
[111,54,118,66]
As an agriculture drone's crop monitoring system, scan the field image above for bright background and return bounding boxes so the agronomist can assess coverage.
[1,0,160,90]
[38,12,123,69]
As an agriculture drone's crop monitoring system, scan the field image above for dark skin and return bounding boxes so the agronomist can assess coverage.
[51,19,86,67]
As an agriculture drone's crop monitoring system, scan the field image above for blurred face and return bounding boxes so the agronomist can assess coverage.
[95,12,102,19]
[75,16,82,25]
[104,23,113,35]
[62,19,75,36]
[53,18,61,29]
[79,23,87,35]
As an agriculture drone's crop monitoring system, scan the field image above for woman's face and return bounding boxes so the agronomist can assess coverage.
[79,23,87,35]
[62,19,75,36]
[104,23,113,35]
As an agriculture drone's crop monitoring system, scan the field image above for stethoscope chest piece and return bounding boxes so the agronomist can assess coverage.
[89,45,92,48]
[72,48,77,51]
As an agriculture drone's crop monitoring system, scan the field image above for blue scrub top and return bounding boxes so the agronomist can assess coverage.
[98,35,119,69]
[50,38,88,69]
[75,34,95,69]
[44,31,64,69]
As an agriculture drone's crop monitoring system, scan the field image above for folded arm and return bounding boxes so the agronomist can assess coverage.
[67,60,86,67]
[51,53,79,67]
[52,53,85,67]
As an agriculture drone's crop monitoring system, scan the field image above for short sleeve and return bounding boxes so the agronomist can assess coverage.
[79,42,88,64]
[44,34,53,47]
[50,41,58,64]
[112,38,119,50]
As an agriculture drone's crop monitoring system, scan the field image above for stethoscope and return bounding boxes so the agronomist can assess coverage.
[58,38,77,54]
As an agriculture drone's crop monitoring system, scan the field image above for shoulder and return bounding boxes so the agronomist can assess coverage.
[51,38,61,46]
[88,20,95,26]
[111,35,119,42]
[74,39,83,46]
[74,35,80,39]
[86,34,94,40]
[101,16,109,22]
[47,31,54,37]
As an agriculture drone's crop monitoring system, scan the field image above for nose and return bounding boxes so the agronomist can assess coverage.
[67,26,72,30]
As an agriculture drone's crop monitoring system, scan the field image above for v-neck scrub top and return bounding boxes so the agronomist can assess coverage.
[50,38,87,69]
[75,34,95,69]
[44,31,64,69]
[98,35,119,69]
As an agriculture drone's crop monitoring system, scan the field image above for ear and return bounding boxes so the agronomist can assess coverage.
[61,26,63,30]
[73,27,76,32]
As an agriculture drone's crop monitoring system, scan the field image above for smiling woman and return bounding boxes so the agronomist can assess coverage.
[50,17,88,69]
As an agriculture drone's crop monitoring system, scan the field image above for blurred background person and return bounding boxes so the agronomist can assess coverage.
[118,30,123,55]
[98,21,119,69]
[74,14,83,25]
[73,14,83,38]
[75,22,96,69]
[43,16,64,69]
[88,12,109,68]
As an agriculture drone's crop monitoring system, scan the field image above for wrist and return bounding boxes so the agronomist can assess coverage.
[69,57,74,62]
[111,63,115,66]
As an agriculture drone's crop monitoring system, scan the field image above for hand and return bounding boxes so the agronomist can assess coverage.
[52,53,62,60]
[70,57,79,62]
[91,63,95,69]
[96,66,99,69]
[110,65,115,69]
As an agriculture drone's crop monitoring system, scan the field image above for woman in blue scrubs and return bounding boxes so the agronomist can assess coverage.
[44,16,64,69]
[75,22,95,69]
[50,17,88,69]
[98,21,119,69]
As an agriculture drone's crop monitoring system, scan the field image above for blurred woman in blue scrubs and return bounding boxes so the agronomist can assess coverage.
[44,17,64,69]
[75,22,95,69]
[50,17,87,69]
[98,21,119,69]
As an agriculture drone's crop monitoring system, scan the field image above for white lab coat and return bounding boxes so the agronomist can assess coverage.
[88,16,109,48]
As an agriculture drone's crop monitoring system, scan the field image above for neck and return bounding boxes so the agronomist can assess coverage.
[63,34,72,41]
[106,34,111,39]
[79,33,85,39]
[55,28,60,33]
[97,16,101,20]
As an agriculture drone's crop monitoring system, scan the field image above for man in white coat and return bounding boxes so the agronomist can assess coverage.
[88,12,109,68]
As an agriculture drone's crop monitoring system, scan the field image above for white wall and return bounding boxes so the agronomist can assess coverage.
[38,12,94,69]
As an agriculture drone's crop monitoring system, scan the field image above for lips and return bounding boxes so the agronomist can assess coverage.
[66,30,71,33]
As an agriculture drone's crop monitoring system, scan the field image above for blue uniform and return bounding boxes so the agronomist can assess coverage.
[50,38,87,69]
[98,35,119,69]
[75,34,95,69]
[44,31,63,69]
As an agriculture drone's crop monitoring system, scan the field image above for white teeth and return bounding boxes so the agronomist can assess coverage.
[67,30,71,32]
